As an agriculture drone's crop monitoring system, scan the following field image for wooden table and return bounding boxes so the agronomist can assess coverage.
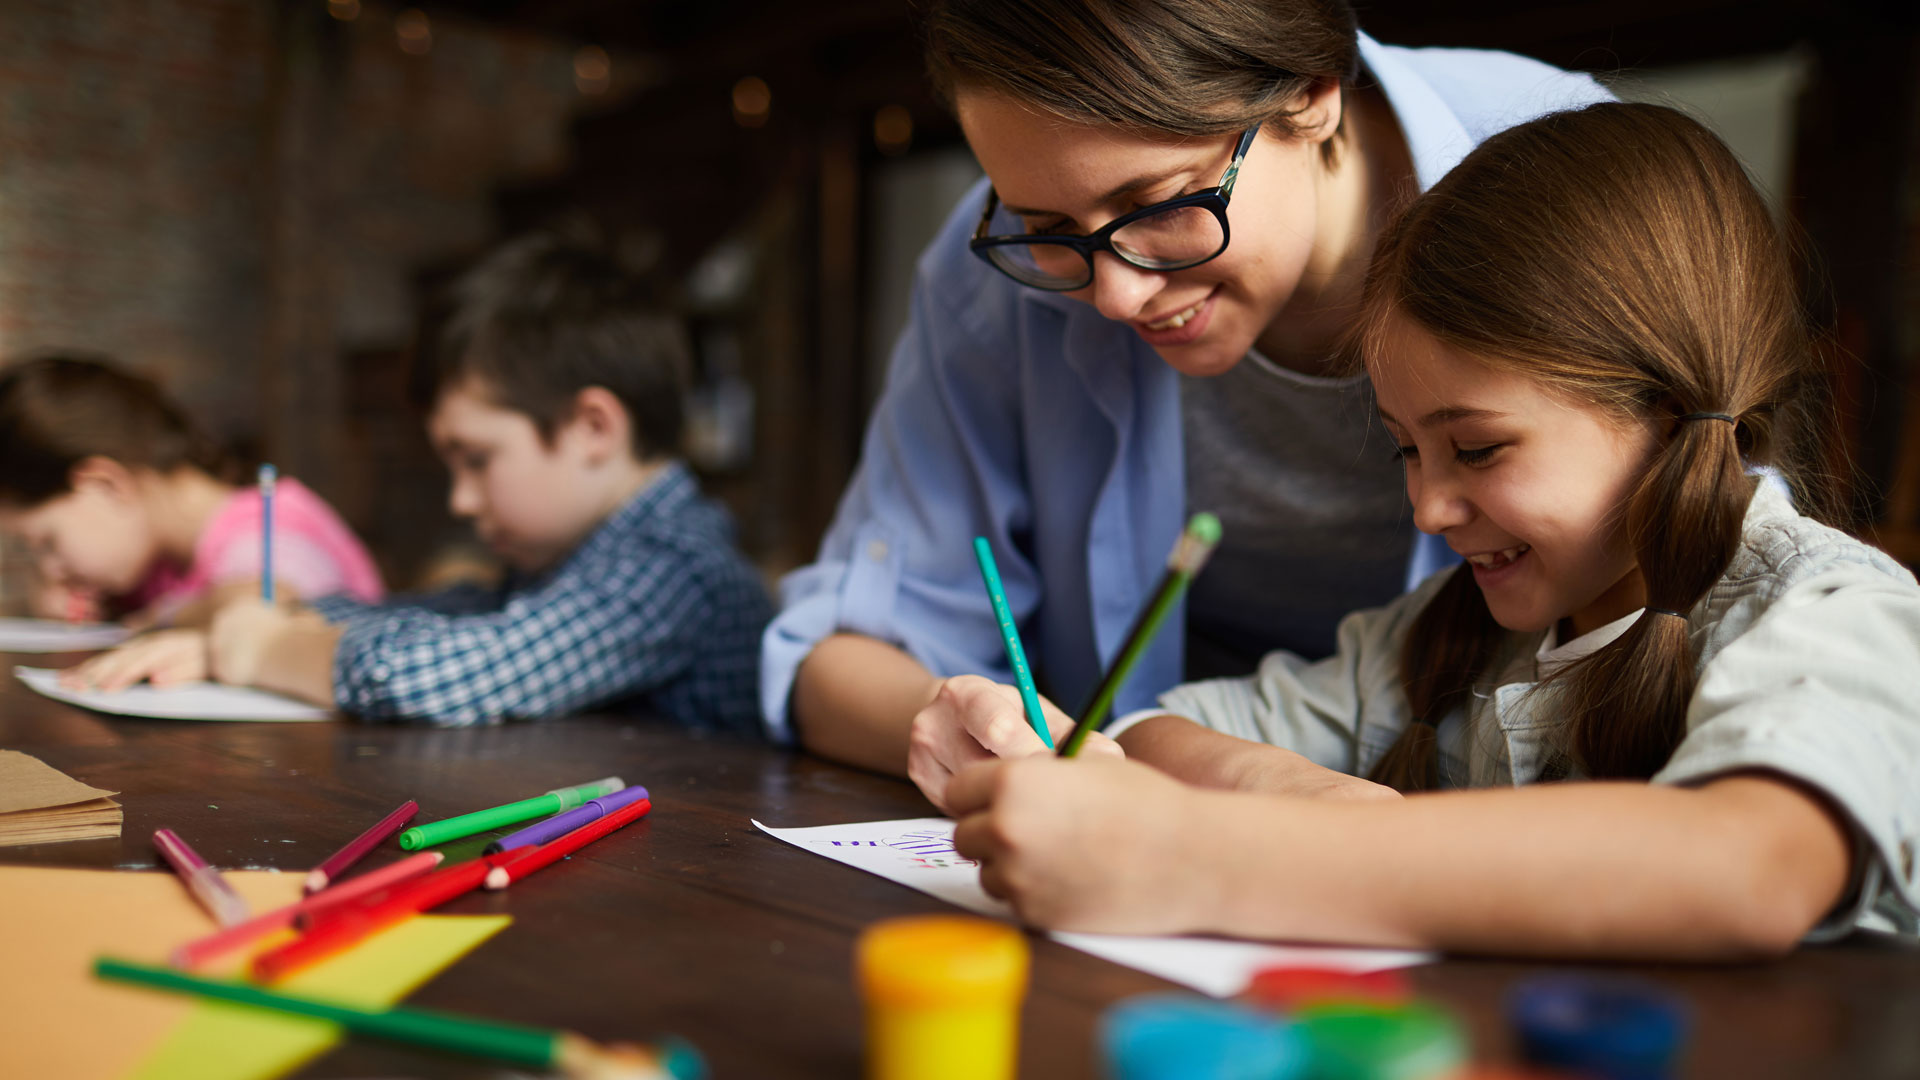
[3,657,1917,1078]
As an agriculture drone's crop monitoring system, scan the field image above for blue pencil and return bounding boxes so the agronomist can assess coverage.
[971,537,1054,749]
[258,464,276,604]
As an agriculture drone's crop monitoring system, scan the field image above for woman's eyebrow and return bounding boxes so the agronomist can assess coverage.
[1000,169,1192,218]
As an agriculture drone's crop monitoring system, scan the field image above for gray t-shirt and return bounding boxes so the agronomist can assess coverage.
[1181,351,1412,678]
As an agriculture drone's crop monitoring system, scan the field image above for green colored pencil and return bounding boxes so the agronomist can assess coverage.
[399,776,624,850]
[1057,513,1222,758]
[972,537,1054,750]
[94,957,704,1080]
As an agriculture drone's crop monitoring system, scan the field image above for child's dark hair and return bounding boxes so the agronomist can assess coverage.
[0,353,227,507]
[1359,102,1838,788]
[438,228,689,459]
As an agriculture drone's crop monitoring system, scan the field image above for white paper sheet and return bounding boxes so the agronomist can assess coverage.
[14,666,333,722]
[0,618,132,653]
[754,817,1430,997]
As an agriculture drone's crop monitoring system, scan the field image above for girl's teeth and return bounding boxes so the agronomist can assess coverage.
[1469,544,1530,569]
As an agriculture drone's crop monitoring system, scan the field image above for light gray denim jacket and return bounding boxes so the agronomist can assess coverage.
[1128,484,1920,940]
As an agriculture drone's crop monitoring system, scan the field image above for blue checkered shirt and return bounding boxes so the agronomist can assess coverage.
[310,463,770,733]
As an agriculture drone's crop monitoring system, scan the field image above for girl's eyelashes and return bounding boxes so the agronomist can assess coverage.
[1388,443,1502,466]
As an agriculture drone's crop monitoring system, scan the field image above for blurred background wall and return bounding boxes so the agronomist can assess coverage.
[0,0,1914,595]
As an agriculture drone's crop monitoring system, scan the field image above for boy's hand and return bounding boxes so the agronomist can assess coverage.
[208,600,302,687]
[949,755,1210,933]
[208,600,342,706]
[907,674,1122,814]
[59,629,209,692]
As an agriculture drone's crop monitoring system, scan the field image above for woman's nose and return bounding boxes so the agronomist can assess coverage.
[1083,251,1167,323]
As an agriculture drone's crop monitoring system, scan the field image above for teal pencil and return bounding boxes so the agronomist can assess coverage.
[972,537,1054,750]
[1057,513,1221,758]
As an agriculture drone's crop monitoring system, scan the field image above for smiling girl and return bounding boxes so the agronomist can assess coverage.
[927,103,1920,955]
[766,0,1613,770]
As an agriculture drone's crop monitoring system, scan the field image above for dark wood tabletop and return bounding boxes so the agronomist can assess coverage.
[3,654,1917,1079]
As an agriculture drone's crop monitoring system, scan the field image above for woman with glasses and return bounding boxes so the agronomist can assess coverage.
[762,0,1611,779]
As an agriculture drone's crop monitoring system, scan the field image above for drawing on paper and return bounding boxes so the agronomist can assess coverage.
[803,827,977,870]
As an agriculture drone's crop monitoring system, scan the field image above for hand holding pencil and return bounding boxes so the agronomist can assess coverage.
[906,674,1121,815]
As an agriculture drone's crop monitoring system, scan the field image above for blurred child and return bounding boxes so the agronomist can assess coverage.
[198,229,773,733]
[0,355,383,687]
[908,104,1920,954]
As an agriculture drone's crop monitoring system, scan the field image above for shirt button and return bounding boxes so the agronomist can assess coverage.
[866,539,889,563]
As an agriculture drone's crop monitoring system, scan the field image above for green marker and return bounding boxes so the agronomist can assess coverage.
[95,957,705,1079]
[1057,513,1221,758]
[398,776,624,850]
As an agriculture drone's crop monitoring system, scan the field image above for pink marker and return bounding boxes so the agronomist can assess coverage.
[171,850,444,969]
[153,829,250,928]
[305,799,418,894]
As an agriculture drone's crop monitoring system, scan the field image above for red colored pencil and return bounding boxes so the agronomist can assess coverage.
[305,799,419,894]
[252,855,505,983]
[483,796,652,890]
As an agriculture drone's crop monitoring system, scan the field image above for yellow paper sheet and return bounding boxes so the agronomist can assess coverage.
[0,866,304,1080]
[129,913,512,1080]
[0,865,510,1080]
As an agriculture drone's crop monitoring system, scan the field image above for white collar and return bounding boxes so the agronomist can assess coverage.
[1535,609,1644,677]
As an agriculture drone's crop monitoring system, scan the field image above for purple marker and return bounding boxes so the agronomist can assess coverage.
[484,784,651,855]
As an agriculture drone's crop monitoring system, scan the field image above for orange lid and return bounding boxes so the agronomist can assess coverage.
[857,916,1030,1007]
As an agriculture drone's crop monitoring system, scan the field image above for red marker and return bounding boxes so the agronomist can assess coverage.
[173,851,442,970]
[252,855,506,983]
[485,796,653,890]
[305,799,418,894]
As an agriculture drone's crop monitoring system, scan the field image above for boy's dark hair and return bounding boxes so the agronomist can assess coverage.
[438,228,689,459]
[0,353,227,507]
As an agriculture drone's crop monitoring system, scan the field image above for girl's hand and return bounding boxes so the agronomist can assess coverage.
[907,674,1122,814]
[59,629,209,692]
[949,755,1212,933]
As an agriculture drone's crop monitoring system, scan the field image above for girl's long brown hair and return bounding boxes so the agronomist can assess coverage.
[1360,102,1838,789]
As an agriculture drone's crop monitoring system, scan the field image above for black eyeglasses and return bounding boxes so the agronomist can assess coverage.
[969,124,1261,291]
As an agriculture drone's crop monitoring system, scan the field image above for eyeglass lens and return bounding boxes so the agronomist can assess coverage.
[981,199,1226,288]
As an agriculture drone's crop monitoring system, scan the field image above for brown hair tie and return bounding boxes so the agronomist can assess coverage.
[1679,412,1736,425]
[1647,607,1686,618]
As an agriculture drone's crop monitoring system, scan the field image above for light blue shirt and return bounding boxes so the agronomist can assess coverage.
[760,34,1613,742]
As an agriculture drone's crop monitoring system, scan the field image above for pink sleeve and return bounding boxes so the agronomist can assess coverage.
[190,481,386,602]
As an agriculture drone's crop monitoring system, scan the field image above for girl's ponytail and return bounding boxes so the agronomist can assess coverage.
[1369,563,1499,791]
[1557,412,1755,777]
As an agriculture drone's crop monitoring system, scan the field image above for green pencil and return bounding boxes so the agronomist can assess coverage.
[1057,513,1222,758]
[973,537,1054,749]
[94,957,705,1079]
[399,776,624,850]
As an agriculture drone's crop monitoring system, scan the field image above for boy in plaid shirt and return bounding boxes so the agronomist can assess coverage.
[202,230,771,732]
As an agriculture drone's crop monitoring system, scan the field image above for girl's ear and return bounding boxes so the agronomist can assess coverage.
[67,456,141,502]
[563,386,635,466]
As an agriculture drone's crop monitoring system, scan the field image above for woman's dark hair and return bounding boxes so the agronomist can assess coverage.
[438,227,690,459]
[1359,102,1838,788]
[922,0,1359,143]
[0,353,226,507]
